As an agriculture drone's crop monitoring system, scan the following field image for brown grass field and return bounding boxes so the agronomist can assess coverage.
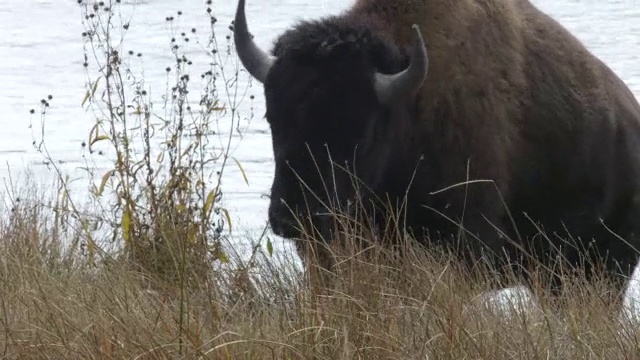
[2,181,640,360]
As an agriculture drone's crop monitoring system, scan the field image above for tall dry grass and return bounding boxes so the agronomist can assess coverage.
[2,182,640,359]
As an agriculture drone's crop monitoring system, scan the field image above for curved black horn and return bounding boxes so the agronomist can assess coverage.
[234,0,276,83]
[374,24,429,105]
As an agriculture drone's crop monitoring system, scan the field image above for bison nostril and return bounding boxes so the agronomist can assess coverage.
[268,195,299,234]
[268,212,301,238]
[271,223,282,236]
[269,218,287,237]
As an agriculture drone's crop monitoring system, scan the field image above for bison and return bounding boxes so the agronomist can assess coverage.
[233,0,640,293]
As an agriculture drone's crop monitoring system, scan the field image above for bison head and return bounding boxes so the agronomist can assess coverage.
[234,0,429,240]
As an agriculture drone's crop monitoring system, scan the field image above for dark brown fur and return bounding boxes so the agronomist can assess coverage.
[251,0,640,293]
[340,0,640,279]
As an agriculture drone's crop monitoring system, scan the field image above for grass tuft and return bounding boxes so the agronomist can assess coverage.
[0,180,640,358]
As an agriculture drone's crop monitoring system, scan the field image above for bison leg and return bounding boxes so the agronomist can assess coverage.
[428,185,523,290]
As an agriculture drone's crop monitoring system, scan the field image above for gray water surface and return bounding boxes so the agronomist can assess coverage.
[0,0,639,254]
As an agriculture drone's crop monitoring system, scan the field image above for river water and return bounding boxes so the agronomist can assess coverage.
[0,0,639,259]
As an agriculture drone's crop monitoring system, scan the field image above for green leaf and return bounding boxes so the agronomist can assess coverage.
[122,207,131,243]
[82,77,101,107]
[81,90,90,107]
[96,169,116,197]
[204,189,216,215]
[221,207,232,235]
[214,249,229,263]
[266,237,273,257]
[90,134,110,147]
[232,156,249,186]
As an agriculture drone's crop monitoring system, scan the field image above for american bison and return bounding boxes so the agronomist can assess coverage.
[233,0,640,292]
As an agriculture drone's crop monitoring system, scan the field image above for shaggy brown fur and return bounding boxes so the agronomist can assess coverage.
[235,0,640,294]
[339,0,640,282]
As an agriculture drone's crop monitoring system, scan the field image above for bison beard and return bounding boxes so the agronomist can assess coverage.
[233,0,640,297]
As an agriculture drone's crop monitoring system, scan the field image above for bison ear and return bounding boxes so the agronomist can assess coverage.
[373,24,429,105]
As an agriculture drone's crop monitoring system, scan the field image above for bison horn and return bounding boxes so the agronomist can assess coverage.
[234,0,276,83]
[374,24,429,105]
